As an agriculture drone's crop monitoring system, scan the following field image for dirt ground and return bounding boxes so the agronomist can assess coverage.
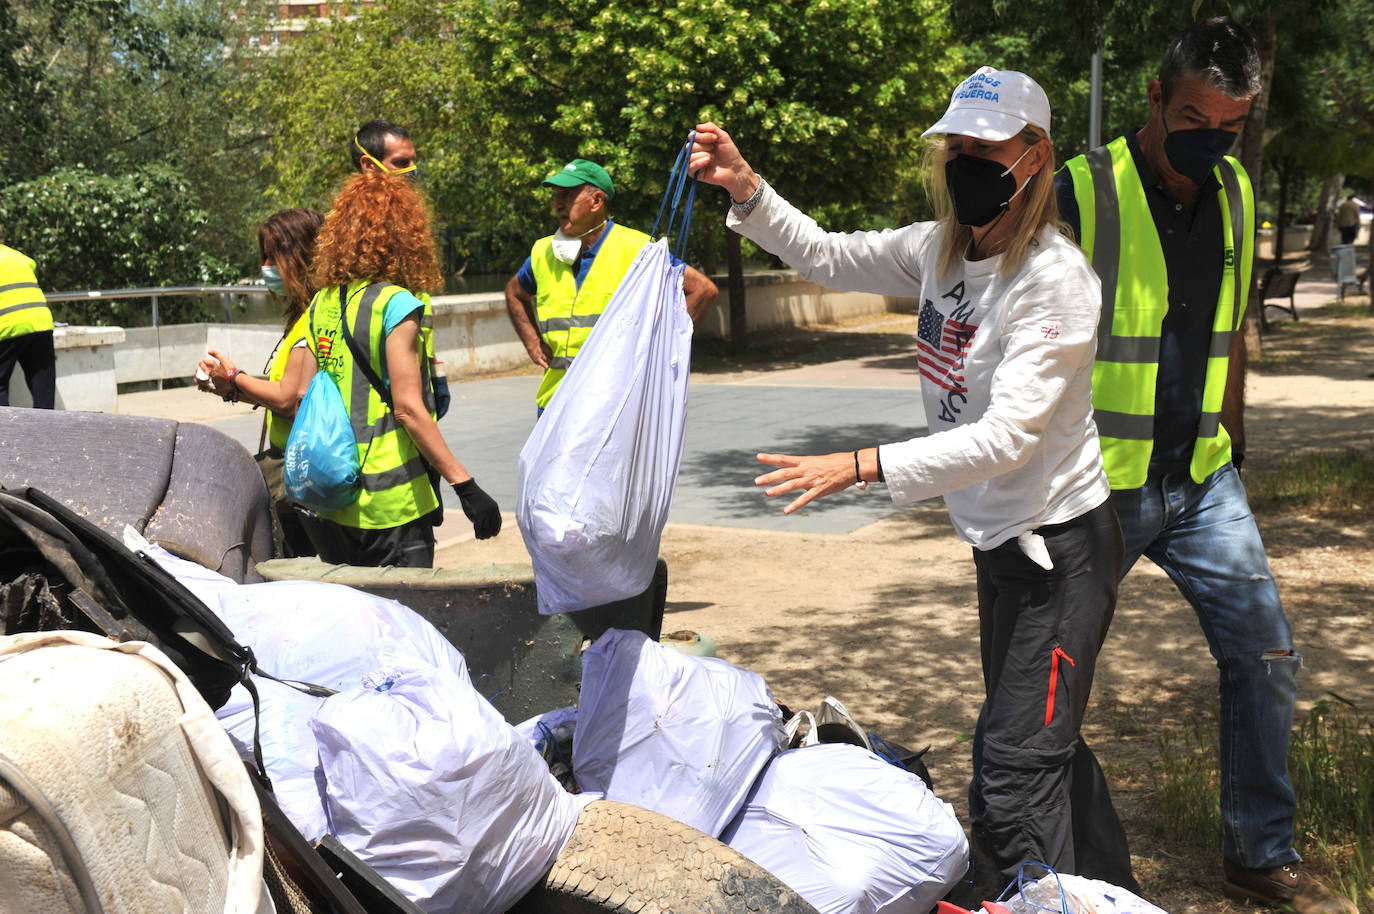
[442,297,1374,913]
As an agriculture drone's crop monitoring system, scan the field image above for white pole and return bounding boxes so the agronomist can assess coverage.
[1089,41,1104,149]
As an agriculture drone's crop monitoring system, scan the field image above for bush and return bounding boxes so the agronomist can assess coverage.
[0,165,235,325]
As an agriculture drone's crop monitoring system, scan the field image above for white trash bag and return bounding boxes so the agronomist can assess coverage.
[721,743,970,914]
[515,235,692,614]
[573,628,786,836]
[981,871,1171,914]
[140,543,473,841]
[312,665,593,914]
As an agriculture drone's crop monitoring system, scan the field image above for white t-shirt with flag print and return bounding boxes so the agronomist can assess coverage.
[728,184,1109,550]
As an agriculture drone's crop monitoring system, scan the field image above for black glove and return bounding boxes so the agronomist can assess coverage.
[453,478,501,539]
[432,375,451,420]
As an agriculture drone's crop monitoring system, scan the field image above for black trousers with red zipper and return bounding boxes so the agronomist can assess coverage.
[967,498,1138,891]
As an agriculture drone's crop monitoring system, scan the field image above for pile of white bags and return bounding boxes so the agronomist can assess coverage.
[721,743,969,914]
[141,544,587,914]
[573,628,786,835]
[313,665,593,914]
[516,238,693,614]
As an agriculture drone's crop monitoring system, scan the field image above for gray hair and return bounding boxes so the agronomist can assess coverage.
[1159,17,1261,103]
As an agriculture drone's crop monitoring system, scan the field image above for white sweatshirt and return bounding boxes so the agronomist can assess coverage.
[729,184,1109,549]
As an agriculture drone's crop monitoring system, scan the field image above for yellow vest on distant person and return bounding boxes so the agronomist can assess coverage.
[1062,138,1254,489]
[0,245,55,340]
[306,279,438,529]
[265,311,311,451]
[529,223,650,409]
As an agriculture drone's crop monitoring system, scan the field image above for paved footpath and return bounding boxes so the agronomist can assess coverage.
[118,318,929,537]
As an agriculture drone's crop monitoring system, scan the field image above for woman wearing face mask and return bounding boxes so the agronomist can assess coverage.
[197,208,324,557]
[690,68,1135,889]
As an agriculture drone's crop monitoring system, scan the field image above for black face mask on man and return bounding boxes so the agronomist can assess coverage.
[1162,115,1237,186]
[945,144,1035,228]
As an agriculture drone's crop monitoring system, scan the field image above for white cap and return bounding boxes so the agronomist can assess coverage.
[922,67,1052,141]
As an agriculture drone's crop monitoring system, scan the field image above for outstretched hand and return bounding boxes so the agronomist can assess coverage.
[754,451,858,515]
[689,122,760,203]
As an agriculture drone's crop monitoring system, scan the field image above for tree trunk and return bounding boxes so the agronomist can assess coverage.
[1274,160,1290,261]
[1238,11,1277,358]
[726,232,747,352]
[1308,174,1345,252]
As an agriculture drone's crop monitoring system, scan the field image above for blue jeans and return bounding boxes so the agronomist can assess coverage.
[1111,463,1300,870]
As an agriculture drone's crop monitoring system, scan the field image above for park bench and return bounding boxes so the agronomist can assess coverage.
[1259,260,1307,331]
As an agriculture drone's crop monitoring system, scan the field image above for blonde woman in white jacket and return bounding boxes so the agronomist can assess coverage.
[690,68,1135,891]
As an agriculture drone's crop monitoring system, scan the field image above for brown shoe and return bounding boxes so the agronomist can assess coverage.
[1222,859,1358,914]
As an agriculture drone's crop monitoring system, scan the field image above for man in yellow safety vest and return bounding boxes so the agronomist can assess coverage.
[0,242,56,409]
[503,158,717,413]
[1057,18,1354,914]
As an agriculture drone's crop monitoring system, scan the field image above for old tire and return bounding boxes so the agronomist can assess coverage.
[509,800,818,914]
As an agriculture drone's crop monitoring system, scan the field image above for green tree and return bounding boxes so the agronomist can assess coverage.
[464,0,963,343]
[0,165,235,324]
[236,0,519,277]
[1,0,268,287]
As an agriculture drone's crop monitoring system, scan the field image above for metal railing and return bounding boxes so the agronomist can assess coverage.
[43,285,266,327]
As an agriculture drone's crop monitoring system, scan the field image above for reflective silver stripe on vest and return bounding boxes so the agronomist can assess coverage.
[419,313,433,329]
[1093,409,1154,440]
[549,356,573,370]
[1198,412,1222,438]
[1209,330,1235,359]
[1099,336,1158,363]
[0,301,47,318]
[347,283,389,441]
[1215,159,1248,330]
[0,282,41,295]
[1085,146,1121,361]
[539,313,600,334]
[360,455,428,492]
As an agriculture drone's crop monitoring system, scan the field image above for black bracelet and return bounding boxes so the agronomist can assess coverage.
[853,450,868,490]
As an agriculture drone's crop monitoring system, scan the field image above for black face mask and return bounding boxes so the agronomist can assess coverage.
[945,151,1033,227]
[1162,117,1237,186]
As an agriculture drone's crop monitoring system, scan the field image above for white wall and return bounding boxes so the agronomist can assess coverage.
[8,326,124,412]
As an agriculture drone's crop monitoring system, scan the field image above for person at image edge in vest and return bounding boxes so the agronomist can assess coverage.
[0,242,56,409]
[1056,18,1356,914]
[691,68,1136,890]
[504,158,717,413]
[300,172,501,567]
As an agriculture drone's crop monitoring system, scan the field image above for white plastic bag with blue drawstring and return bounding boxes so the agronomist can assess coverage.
[516,140,700,614]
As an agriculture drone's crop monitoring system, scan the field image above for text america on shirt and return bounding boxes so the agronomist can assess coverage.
[916,280,978,425]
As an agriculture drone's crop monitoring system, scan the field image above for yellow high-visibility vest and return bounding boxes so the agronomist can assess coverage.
[0,245,54,340]
[306,279,438,529]
[529,223,650,409]
[1063,137,1254,489]
[265,311,311,452]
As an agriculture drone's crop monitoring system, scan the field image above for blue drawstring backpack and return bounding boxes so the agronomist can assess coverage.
[284,302,360,513]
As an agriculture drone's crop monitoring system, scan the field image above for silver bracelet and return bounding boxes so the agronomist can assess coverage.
[731,176,768,217]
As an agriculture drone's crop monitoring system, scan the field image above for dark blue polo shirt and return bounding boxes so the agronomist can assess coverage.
[1055,130,1225,472]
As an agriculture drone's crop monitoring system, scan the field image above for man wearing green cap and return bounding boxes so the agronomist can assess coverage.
[504,158,717,412]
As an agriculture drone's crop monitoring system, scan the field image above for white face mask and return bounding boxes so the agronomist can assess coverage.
[551,220,607,264]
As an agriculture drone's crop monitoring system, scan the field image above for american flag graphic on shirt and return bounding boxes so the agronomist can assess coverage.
[916,300,977,395]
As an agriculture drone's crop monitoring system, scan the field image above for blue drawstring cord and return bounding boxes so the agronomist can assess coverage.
[651,130,701,261]
[996,860,1072,913]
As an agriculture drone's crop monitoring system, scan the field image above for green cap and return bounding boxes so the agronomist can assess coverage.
[542,158,614,197]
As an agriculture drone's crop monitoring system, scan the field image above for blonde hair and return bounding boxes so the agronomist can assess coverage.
[924,125,1066,280]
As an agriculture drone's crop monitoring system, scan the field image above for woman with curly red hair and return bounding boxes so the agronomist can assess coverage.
[300,173,500,567]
